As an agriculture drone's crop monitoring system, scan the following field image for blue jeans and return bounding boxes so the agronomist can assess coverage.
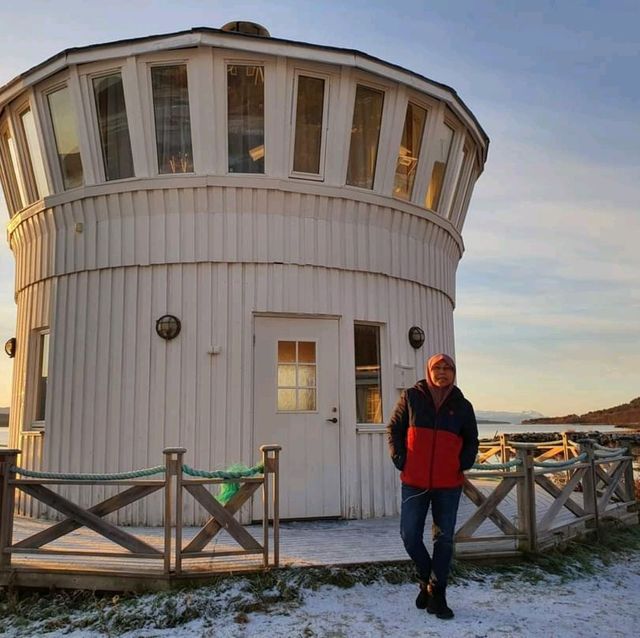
[400,484,462,588]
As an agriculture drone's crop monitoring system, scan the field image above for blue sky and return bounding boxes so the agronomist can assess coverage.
[0,0,638,414]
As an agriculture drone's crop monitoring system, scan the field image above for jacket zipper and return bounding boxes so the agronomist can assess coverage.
[428,400,440,489]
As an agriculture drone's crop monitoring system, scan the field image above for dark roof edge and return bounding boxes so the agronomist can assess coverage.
[0,26,489,150]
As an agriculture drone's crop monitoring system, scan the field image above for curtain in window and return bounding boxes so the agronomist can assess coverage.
[346,85,384,189]
[151,65,193,174]
[93,73,134,181]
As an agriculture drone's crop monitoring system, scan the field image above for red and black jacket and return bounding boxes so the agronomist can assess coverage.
[387,380,478,489]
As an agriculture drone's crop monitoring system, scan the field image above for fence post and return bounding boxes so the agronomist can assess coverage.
[260,444,281,568]
[499,433,508,463]
[0,449,20,571]
[163,447,186,575]
[514,444,537,552]
[579,439,599,537]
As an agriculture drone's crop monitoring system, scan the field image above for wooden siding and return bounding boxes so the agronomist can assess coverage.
[8,184,461,525]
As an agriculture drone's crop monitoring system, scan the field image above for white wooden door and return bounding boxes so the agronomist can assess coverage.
[253,316,341,519]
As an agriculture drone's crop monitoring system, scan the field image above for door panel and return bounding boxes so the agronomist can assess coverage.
[253,316,340,519]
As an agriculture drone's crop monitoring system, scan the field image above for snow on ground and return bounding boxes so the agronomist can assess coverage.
[2,552,639,637]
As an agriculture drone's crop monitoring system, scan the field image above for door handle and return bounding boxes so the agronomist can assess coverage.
[325,417,338,423]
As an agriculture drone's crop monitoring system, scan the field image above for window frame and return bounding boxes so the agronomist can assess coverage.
[288,68,331,182]
[15,97,49,202]
[144,56,196,177]
[39,75,85,193]
[28,328,50,431]
[353,321,385,426]
[344,78,389,192]
[448,138,475,223]
[0,115,25,215]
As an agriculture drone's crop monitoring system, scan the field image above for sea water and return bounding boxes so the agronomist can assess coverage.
[477,422,623,440]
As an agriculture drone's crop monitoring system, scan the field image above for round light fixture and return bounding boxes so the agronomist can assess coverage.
[155,315,181,340]
[4,337,16,358]
[408,326,425,350]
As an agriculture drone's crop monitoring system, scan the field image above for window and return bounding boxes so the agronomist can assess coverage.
[227,64,265,173]
[20,108,49,199]
[93,73,134,180]
[33,331,49,425]
[449,143,471,220]
[151,65,193,174]
[346,85,384,189]
[0,124,25,212]
[47,86,83,189]
[292,75,326,175]
[354,324,383,424]
[425,122,454,212]
[277,340,317,411]
[393,102,427,200]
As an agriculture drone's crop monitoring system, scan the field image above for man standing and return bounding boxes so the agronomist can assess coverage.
[387,353,478,619]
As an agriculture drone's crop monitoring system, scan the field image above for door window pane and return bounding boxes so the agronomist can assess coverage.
[20,108,49,199]
[346,85,384,189]
[227,64,264,173]
[354,324,383,423]
[393,102,427,200]
[293,75,325,174]
[151,65,193,174]
[47,86,83,189]
[425,123,454,211]
[277,340,317,412]
[93,73,134,181]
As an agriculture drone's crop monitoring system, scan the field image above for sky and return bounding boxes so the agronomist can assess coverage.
[0,0,638,415]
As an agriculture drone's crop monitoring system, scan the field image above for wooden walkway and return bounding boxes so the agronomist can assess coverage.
[5,479,574,590]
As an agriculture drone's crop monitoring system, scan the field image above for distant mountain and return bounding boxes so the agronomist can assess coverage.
[476,410,545,425]
[523,397,640,427]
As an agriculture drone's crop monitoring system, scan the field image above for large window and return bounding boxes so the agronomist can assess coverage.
[151,65,193,174]
[47,86,83,189]
[425,122,454,212]
[450,143,471,220]
[346,85,384,189]
[393,102,427,200]
[277,340,317,412]
[33,331,49,426]
[354,324,383,424]
[292,75,325,175]
[227,64,265,174]
[20,107,49,199]
[93,73,134,181]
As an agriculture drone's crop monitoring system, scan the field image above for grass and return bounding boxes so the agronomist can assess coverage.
[1,522,639,636]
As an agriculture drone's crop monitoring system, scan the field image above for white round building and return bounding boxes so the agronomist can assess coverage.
[0,22,488,524]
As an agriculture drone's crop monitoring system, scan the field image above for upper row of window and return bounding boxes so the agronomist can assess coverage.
[0,62,477,221]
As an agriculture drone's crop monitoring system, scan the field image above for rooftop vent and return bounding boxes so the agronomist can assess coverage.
[221,21,270,37]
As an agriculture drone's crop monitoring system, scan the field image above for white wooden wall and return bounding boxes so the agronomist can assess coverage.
[9,184,459,524]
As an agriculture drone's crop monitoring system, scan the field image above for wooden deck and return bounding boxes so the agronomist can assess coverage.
[3,479,581,591]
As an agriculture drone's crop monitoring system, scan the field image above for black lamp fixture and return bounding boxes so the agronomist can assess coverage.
[155,315,181,340]
[4,337,16,358]
[408,326,425,350]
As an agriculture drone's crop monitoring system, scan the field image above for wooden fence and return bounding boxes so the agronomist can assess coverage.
[462,437,638,552]
[0,445,281,584]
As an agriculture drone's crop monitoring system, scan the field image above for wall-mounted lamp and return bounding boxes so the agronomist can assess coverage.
[4,337,16,358]
[155,315,181,340]
[408,326,425,350]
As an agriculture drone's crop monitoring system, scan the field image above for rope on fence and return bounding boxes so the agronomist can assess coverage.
[10,465,166,480]
[182,463,264,479]
[470,459,523,470]
[533,453,588,469]
[594,447,627,459]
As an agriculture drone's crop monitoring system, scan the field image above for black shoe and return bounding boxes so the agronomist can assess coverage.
[426,584,454,619]
[415,581,430,609]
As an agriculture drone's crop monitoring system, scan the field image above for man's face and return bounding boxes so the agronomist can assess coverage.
[429,362,455,387]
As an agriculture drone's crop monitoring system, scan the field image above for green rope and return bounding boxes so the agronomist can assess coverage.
[181,463,264,480]
[470,459,522,470]
[182,463,265,505]
[533,453,587,469]
[594,447,627,458]
[10,465,166,480]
